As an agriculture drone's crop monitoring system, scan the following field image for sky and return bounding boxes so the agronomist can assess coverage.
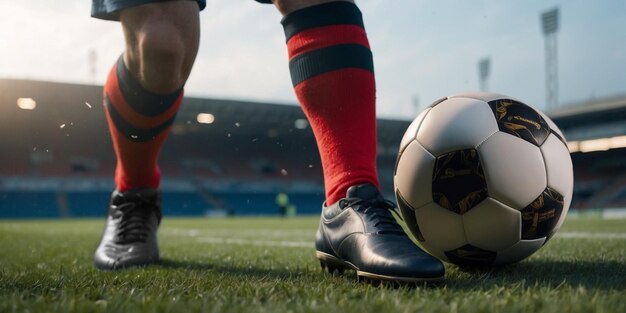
[1,0,625,120]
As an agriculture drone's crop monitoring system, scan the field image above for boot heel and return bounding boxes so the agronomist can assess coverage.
[316,251,349,275]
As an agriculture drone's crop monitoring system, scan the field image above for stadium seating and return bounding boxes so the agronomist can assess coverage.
[0,191,60,218]
[2,79,626,218]
[66,191,111,217]
[161,192,213,216]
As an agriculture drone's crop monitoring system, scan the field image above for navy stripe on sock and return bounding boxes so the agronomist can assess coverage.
[105,95,176,142]
[289,44,373,87]
[116,56,182,117]
[281,1,364,42]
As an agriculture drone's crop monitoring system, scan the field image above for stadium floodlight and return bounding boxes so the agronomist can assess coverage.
[580,138,611,153]
[88,49,98,84]
[294,118,309,129]
[197,113,215,124]
[612,135,626,149]
[540,7,559,111]
[566,141,579,153]
[567,135,626,153]
[478,57,491,92]
[17,98,37,110]
[541,8,559,35]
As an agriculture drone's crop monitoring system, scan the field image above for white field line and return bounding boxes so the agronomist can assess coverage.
[196,237,312,248]
[161,228,626,249]
[556,232,626,239]
[163,228,313,248]
[163,228,313,238]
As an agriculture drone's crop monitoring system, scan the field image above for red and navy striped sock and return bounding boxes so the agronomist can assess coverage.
[103,56,183,192]
[282,1,380,205]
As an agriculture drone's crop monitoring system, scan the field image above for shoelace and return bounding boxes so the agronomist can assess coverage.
[111,198,160,245]
[340,196,405,235]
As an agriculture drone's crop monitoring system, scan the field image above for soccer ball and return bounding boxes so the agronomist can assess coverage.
[394,92,573,267]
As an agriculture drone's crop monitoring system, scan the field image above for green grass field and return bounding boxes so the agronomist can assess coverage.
[0,216,624,313]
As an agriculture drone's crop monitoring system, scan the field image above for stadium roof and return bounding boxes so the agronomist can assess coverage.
[2,78,625,148]
[550,95,626,126]
[550,95,626,142]
[0,79,408,157]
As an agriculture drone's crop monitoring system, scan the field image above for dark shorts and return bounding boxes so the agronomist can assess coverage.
[92,0,272,21]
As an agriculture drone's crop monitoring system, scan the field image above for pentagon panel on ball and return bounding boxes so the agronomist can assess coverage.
[488,98,551,146]
[444,244,497,267]
[394,92,574,267]
[521,187,564,241]
[432,148,487,214]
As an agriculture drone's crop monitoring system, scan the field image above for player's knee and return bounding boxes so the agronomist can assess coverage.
[134,23,186,92]
[120,2,199,93]
[273,0,355,15]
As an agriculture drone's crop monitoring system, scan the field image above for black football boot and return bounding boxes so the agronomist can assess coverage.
[315,183,444,283]
[93,188,161,270]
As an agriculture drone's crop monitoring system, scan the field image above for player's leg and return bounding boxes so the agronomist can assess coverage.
[108,1,200,192]
[93,0,201,270]
[266,0,445,282]
[273,0,377,206]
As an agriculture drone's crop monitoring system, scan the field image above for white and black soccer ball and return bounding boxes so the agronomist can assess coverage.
[394,92,573,267]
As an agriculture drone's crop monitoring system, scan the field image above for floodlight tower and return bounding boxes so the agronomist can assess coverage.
[478,57,491,92]
[88,49,97,84]
[541,8,559,110]
[412,95,420,116]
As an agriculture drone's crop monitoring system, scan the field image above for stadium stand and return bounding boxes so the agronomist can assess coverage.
[0,191,60,218]
[1,79,626,217]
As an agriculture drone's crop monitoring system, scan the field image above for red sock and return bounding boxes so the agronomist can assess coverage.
[282,2,380,204]
[103,56,183,192]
